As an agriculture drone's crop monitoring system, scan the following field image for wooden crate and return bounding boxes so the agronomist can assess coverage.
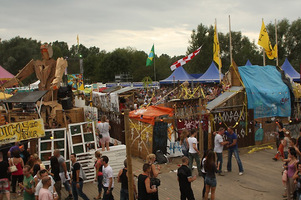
[9,112,39,123]
[56,107,84,127]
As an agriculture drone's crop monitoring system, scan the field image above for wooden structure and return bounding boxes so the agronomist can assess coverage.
[56,107,85,127]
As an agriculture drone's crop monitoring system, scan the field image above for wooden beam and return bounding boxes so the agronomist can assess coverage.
[124,109,134,200]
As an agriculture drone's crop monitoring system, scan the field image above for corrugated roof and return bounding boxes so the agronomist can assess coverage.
[3,90,48,103]
[113,87,138,94]
[102,86,121,93]
[206,86,243,111]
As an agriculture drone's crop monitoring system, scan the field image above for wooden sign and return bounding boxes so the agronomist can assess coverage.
[0,119,45,144]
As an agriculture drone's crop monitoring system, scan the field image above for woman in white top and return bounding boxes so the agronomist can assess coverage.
[97,115,111,151]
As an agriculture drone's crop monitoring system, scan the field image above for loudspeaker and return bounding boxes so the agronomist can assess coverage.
[58,85,72,98]
[61,97,73,110]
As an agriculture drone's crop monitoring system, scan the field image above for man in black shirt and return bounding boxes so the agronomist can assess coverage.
[70,153,89,200]
[177,156,196,200]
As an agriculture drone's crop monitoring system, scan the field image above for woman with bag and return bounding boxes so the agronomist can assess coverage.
[180,130,189,157]
[138,163,157,200]
[96,115,111,151]
[9,150,24,194]
[146,154,160,200]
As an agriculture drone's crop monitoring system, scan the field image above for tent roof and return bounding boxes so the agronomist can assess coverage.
[190,73,203,79]
[0,66,14,79]
[129,106,173,125]
[281,58,300,82]
[3,90,48,103]
[245,60,252,66]
[195,61,223,83]
[159,66,194,84]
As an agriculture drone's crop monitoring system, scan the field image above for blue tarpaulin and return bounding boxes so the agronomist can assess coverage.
[238,65,291,119]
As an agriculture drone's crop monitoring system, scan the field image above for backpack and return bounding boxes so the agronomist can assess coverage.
[155,150,167,164]
[73,162,87,180]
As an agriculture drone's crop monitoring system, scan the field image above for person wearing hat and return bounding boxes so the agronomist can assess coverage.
[19,145,30,165]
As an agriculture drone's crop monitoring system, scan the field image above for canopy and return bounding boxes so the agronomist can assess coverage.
[0,66,14,79]
[0,66,14,85]
[159,66,194,84]
[238,65,291,119]
[281,58,300,82]
[129,106,173,125]
[195,61,223,83]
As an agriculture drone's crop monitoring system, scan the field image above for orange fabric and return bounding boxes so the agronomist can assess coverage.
[129,106,173,125]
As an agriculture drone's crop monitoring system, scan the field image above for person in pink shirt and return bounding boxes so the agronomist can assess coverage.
[39,176,54,200]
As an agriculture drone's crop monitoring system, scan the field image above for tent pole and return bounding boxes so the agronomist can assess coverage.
[153,44,156,82]
[275,19,279,67]
[263,48,266,66]
[229,15,233,65]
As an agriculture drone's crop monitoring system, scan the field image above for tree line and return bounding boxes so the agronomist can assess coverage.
[0,18,300,85]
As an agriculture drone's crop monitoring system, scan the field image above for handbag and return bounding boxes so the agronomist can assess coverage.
[150,177,161,187]
[9,164,17,173]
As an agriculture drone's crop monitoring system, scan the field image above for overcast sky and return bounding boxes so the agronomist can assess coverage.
[0,0,300,56]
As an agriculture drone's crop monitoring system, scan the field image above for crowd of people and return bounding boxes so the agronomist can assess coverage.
[0,139,164,200]
[177,126,244,200]
[118,83,225,111]
[272,120,301,200]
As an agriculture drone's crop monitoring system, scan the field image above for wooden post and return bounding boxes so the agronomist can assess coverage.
[124,109,134,200]
[198,98,204,156]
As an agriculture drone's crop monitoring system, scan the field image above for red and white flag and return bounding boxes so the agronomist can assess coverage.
[170,46,202,71]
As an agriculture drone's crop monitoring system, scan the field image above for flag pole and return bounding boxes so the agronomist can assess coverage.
[262,19,266,66]
[153,44,156,82]
[229,15,233,65]
[275,19,279,67]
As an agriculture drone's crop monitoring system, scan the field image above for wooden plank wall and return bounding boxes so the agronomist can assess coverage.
[129,119,153,160]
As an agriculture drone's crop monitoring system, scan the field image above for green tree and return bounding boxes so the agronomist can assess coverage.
[220,31,261,67]
[0,37,41,76]
[185,24,213,73]
[51,41,70,59]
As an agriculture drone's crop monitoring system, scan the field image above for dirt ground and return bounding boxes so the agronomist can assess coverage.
[12,143,284,200]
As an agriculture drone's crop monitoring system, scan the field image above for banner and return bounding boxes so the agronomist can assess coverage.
[0,119,45,145]
[67,74,84,90]
[213,24,222,69]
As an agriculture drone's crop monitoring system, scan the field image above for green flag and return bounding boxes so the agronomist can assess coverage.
[146,44,154,66]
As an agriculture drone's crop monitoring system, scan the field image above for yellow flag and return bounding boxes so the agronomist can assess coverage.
[258,21,277,59]
[213,24,222,69]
